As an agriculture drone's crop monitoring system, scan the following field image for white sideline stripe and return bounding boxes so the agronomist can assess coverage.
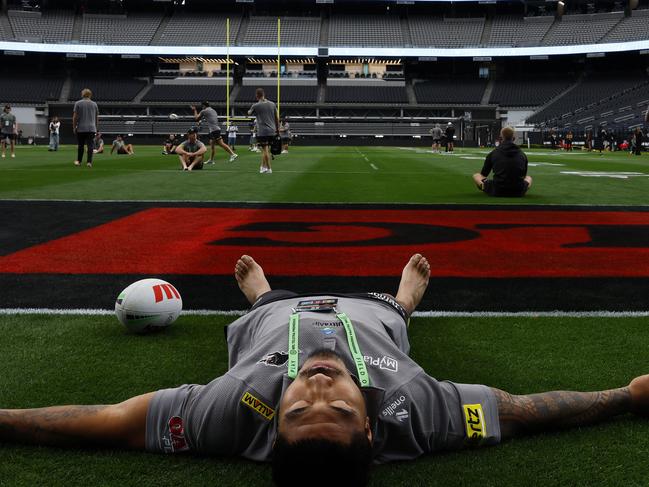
[2,308,649,318]
[370,163,379,170]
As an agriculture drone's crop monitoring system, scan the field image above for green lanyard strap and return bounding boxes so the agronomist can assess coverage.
[287,311,371,388]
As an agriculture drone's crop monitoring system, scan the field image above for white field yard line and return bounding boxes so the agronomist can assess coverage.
[3,308,649,318]
[354,147,377,170]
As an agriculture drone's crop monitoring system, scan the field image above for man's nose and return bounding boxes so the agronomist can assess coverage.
[307,373,334,389]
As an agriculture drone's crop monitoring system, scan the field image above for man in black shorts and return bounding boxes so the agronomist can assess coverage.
[175,127,207,171]
[473,126,533,197]
[248,88,280,174]
[192,101,237,164]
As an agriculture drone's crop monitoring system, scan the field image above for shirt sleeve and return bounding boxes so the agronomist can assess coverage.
[480,152,493,177]
[374,374,501,463]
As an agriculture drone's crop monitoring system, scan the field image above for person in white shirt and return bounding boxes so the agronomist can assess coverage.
[227,123,238,152]
[48,117,61,151]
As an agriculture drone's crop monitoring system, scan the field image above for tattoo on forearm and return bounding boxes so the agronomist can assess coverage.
[0,406,109,446]
[492,387,632,438]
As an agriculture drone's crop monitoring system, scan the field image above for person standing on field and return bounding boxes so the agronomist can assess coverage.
[430,124,442,153]
[48,116,60,151]
[72,89,98,168]
[192,101,238,164]
[248,88,279,174]
[0,105,18,158]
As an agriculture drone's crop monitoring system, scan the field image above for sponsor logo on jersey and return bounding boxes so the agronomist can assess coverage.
[312,321,342,328]
[241,392,275,421]
[162,416,190,453]
[463,403,486,444]
[364,355,398,372]
[382,395,407,417]
[258,351,289,367]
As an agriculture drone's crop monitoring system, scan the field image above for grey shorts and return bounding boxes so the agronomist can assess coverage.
[146,384,198,454]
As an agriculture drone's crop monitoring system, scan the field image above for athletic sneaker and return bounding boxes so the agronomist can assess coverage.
[11,154,15,158]
[259,167,267,173]
[205,159,215,165]
[74,160,80,166]
[1,154,4,158]
[87,162,92,168]
[281,150,288,154]
[266,169,272,174]
[229,153,239,163]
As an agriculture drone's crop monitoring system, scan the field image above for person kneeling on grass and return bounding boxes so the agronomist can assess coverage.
[92,133,104,154]
[473,126,533,197]
[2,253,649,487]
[110,135,135,156]
[162,134,179,155]
[176,127,207,171]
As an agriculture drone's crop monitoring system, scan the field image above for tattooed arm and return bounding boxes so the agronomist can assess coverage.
[492,387,631,438]
[0,392,153,449]
[492,373,649,439]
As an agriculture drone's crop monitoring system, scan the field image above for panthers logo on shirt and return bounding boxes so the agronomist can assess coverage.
[258,351,289,367]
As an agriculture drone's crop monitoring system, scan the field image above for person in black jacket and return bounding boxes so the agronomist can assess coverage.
[472,126,532,197]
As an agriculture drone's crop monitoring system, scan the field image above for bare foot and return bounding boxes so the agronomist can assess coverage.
[629,374,649,417]
[395,254,430,316]
[235,255,272,305]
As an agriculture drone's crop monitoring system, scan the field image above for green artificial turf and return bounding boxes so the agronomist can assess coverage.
[1,313,648,487]
[0,145,647,205]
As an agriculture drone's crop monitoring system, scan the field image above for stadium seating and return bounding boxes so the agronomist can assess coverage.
[236,86,318,103]
[242,16,320,46]
[8,9,73,43]
[542,13,623,45]
[142,84,229,103]
[410,16,484,48]
[152,14,241,46]
[68,78,148,102]
[545,81,649,130]
[325,85,408,104]
[328,15,404,47]
[0,77,64,103]
[487,15,554,47]
[527,74,649,124]
[414,80,487,104]
[489,79,575,107]
[80,14,162,45]
[602,9,649,43]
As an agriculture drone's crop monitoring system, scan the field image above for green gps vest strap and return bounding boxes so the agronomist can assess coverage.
[287,311,371,388]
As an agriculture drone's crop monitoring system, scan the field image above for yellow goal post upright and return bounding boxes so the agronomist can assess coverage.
[226,17,230,128]
[277,17,281,119]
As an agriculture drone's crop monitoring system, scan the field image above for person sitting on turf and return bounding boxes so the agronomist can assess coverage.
[163,134,179,155]
[473,126,533,197]
[176,127,207,171]
[110,135,134,156]
[2,253,649,487]
[92,133,105,154]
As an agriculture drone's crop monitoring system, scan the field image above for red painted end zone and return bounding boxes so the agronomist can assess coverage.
[2,208,649,277]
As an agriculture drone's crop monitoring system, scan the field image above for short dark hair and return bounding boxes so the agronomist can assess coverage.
[256,88,265,99]
[272,431,372,487]
[201,101,209,108]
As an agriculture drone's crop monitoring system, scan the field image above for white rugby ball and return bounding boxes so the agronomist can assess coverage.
[169,113,179,120]
[115,278,182,333]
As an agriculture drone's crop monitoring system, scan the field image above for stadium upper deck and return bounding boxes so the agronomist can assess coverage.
[1,5,649,53]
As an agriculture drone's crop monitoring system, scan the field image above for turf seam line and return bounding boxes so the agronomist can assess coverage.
[3,308,649,318]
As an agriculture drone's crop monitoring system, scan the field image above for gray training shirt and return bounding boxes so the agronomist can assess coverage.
[73,98,99,133]
[198,107,220,133]
[146,294,501,462]
[248,99,277,137]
